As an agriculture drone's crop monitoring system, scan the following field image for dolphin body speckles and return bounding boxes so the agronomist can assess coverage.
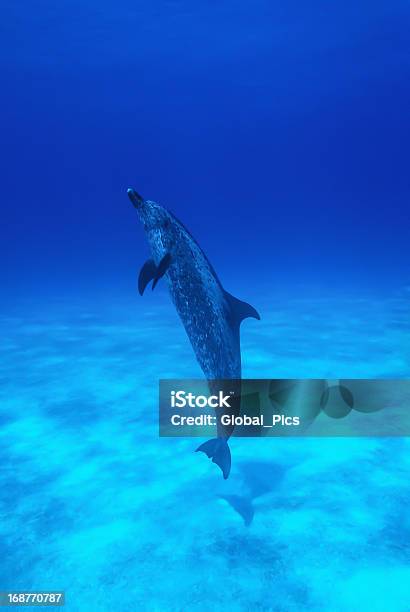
[128,188,260,478]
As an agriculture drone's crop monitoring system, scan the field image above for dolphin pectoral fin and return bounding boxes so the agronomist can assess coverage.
[138,253,172,295]
[224,291,261,325]
[151,252,172,290]
[138,259,157,295]
[196,438,231,479]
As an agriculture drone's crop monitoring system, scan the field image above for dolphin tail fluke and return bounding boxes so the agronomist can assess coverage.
[196,438,231,479]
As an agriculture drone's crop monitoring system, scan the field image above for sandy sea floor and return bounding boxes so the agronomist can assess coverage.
[1,290,410,611]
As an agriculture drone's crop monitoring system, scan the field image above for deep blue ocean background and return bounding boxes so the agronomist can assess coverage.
[1,1,410,610]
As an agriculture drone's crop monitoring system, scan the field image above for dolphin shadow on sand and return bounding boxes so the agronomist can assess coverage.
[219,460,287,525]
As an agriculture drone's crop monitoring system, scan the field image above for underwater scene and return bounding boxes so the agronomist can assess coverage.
[1,290,410,610]
[2,0,410,610]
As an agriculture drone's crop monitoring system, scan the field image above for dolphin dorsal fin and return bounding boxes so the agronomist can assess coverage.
[224,291,260,326]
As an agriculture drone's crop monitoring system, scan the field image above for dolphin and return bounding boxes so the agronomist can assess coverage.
[127,188,260,479]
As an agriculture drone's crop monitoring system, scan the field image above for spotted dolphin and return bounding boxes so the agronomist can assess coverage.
[127,188,260,478]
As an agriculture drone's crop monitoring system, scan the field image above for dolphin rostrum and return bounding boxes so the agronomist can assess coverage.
[128,188,260,478]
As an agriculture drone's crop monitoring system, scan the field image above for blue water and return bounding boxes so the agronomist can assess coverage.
[1,291,410,610]
[2,0,410,610]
